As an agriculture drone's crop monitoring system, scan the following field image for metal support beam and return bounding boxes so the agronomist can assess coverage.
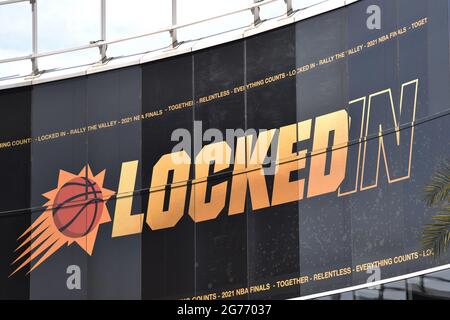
[170,0,178,47]
[30,0,38,75]
[252,0,262,25]
[284,0,293,15]
[100,0,107,62]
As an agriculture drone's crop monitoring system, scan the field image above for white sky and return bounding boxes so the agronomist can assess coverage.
[0,0,324,78]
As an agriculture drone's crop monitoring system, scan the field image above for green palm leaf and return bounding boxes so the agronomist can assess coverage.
[423,160,450,206]
[421,160,450,257]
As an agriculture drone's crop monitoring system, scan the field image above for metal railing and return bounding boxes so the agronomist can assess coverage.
[0,0,295,76]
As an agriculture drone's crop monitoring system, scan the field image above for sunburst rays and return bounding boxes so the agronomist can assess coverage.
[10,165,115,276]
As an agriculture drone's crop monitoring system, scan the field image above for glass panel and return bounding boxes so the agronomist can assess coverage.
[408,269,450,299]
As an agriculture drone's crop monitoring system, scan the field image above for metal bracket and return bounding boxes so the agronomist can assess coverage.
[90,40,109,63]
[284,0,293,16]
[252,0,262,25]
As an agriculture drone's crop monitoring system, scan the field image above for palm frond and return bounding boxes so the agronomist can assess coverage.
[423,159,450,207]
[421,159,450,256]
[421,215,450,257]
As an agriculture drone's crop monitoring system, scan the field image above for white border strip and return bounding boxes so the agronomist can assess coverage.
[291,264,450,300]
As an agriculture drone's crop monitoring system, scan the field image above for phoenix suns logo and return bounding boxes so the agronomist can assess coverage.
[10,166,115,276]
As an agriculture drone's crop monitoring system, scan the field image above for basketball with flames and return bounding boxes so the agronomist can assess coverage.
[10,166,115,276]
